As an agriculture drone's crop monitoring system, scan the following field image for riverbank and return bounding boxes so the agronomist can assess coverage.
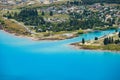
[71,32,120,52]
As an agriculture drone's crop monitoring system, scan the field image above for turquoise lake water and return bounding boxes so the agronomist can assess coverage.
[0,29,120,80]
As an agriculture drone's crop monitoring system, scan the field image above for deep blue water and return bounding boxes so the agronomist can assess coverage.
[0,29,120,80]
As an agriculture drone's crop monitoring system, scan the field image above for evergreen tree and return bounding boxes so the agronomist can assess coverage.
[82,38,85,44]
[103,38,108,45]
[14,12,18,17]
[118,32,120,38]
[41,11,45,16]
[115,29,118,32]
[115,39,120,44]
[7,14,12,19]
[50,11,53,16]
[103,37,114,45]
[111,37,114,43]
[95,37,98,40]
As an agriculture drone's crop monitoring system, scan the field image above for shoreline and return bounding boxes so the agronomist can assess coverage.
[0,29,79,41]
[0,29,38,40]
[70,31,120,52]
[0,27,118,41]
[1,17,118,41]
[1,28,120,53]
[70,44,120,53]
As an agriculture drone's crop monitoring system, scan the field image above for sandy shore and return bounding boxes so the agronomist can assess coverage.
[0,29,79,41]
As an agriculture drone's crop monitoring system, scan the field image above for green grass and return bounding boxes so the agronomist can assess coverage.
[79,44,120,51]
[80,45,102,50]
[42,14,69,19]
[77,29,84,34]
[103,44,120,51]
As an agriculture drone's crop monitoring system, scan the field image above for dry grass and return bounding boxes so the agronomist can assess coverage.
[2,18,29,35]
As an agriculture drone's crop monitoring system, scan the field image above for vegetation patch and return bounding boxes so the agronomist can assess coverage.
[2,18,29,35]
[71,31,120,51]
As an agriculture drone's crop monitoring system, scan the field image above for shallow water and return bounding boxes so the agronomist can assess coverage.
[0,29,120,80]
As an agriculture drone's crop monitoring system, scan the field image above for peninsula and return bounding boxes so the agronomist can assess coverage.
[71,31,120,51]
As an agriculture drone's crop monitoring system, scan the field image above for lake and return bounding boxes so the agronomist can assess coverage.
[0,29,120,80]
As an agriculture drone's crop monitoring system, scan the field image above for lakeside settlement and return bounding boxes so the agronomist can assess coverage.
[0,0,120,51]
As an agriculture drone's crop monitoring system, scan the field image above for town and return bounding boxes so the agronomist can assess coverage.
[0,0,66,6]
[2,1,120,31]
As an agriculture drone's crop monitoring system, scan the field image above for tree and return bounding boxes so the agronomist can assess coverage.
[103,38,108,45]
[95,37,98,40]
[7,14,12,19]
[14,12,18,17]
[50,11,53,16]
[111,37,114,43]
[115,39,120,44]
[103,37,114,45]
[41,11,45,16]
[118,32,120,38]
[115,29,118,32]
[7,11,9,14]
[82,38,85,44]
[0,20,5,25]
